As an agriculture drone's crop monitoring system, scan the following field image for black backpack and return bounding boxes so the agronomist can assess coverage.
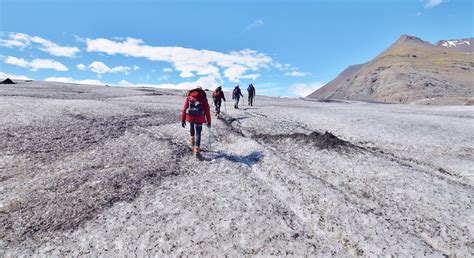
[187,96,204,116]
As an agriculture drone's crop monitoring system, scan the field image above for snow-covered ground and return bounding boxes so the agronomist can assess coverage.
[0,81,473,256]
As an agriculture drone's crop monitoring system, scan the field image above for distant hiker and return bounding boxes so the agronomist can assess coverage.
[212,86,226,118]
[247,83,256,106]
[232,85,243,109]
[181,87,211,154]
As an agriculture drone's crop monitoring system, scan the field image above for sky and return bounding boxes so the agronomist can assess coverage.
[0,0,472,96]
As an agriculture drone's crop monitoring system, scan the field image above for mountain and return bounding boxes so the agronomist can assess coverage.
[436,38,474,53]
[308,35,474,104]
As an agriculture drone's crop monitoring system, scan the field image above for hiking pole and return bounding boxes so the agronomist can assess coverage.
[224,101,227,113]
[208,125,212,150]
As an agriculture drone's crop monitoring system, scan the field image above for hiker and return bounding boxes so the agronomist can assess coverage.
[181,87,211,154]
[212,86,226,118]
[232,85,243,109]
[247,83,256,106]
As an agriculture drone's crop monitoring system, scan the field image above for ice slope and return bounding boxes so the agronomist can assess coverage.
[0,81,473,256]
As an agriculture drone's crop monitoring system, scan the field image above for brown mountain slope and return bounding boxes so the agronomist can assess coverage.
[308,63,366,99]
[308,35,474,104]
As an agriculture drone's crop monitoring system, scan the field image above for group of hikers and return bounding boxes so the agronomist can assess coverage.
[229,83,256,109]
[212,83,256,116]
[180,84,256,155]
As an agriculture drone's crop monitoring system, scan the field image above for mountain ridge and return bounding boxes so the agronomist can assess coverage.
[308,34,474,105]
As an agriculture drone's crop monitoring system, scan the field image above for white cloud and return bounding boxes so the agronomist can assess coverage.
[284,71,312,77]
[288,82,325,97]
[85,37,273,82]
[179,71,195,78]
[162,68,173,73]
[423,0,446,8]
[77,61,135,74]
[4,56,68,71]
[4,56,29,68]
[0,33,30,48]
[158,75,169,81]
[0,32,79,57]
[115,74,222,91]
[224,65,247,82]
[0,71,32,80]
[89,61,131,74]
[30,36,80,57]
[223,65,260,82]
[243,19,264,32]
[241,73,260,80]
[76,63,86,70]
[118,79,131,86]
[44,77,103,85]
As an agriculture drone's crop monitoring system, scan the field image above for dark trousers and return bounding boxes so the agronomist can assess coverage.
[190,123,202,146]
[234,97,240,109]
[248,94,254,106]
[214,100,222,114]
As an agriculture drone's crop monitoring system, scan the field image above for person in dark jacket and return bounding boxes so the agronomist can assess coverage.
[212,86,226,118]
[232,85,243,109]
[181,87,211,154]
[247,83,256,106]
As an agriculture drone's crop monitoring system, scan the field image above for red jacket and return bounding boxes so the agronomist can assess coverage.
[181,88,211,125]
[213,89,226,102]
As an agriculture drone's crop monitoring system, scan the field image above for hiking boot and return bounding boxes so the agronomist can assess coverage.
[190,137,195,146]
[192,146,201,154]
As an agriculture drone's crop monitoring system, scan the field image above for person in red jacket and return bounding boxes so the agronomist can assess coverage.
[181,87,211,154]
[212,86,226,118]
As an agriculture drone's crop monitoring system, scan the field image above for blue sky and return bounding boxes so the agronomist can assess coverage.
[0,0,472,96]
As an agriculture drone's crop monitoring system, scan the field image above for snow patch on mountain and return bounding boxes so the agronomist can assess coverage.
[441,40,471,47]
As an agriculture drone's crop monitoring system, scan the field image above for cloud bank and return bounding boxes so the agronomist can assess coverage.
[85,37,274,83]
[77,61,138,74]
[44,77,103,85]
[118,74,222,90]
[0,32,80,57]
[4,56,68,71]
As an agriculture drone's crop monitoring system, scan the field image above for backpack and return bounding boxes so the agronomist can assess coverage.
[247,85,254,93]
[233,88,239,96]
[213,90,221,100]
[187,96,204,116]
